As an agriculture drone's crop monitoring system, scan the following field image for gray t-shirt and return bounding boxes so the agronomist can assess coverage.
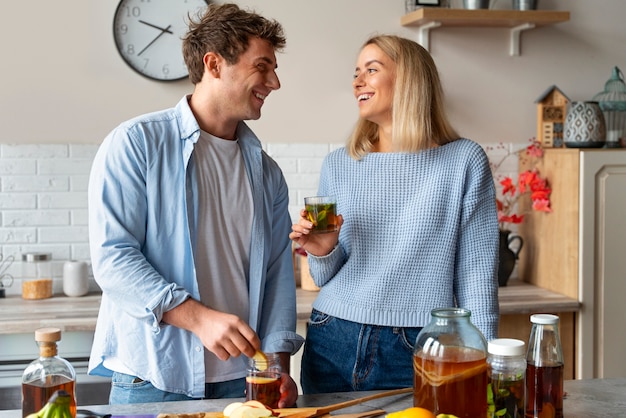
[194,130,253,382]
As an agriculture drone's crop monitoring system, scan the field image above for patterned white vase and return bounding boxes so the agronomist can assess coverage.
[564,101,606,148]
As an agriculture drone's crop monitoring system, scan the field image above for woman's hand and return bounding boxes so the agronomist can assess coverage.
[289,209,343,257]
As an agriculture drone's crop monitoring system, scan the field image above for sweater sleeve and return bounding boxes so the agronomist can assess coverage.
[454,144,500,341]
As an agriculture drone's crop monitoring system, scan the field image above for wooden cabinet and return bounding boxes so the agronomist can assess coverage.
[518,148,626,379]
[400,8,570,55]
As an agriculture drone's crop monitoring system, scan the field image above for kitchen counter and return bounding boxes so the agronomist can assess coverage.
[0,378,623,417]
[0,280,579,334]
[0,293,101,335]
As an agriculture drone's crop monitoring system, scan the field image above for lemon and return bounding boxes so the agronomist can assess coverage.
[386,407,435,418]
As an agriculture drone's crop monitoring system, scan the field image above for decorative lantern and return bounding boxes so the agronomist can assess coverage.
[592,67,626,148]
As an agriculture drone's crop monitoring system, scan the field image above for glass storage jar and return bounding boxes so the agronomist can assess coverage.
[413,307,488,417]
[487,338,526,418]
[21,252,53,300]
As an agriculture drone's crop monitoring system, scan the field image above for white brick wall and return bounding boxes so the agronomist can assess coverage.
[0,142,518,296]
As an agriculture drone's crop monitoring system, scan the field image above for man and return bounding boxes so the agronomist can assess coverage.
[88,3,303,406]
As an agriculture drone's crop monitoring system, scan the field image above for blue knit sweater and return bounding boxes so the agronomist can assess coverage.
[307,139,500,341]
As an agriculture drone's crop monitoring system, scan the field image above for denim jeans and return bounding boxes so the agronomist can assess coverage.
[109,372,245,404]
[301,309,421,394]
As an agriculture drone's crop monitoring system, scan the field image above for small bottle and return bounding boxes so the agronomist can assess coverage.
[21,252,53,300]
[487,338,526,418]
[22,328,76,418]
[246,352,282,408]
[525,314,564,418]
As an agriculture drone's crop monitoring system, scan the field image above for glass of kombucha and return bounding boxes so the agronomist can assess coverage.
[246,352,282,408]
[304,196,337,233]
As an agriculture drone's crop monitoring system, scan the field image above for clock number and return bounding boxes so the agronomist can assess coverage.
[125,44,136,56]
[119,23,128,35]
[162,64,170,76]
[122,6,141,18]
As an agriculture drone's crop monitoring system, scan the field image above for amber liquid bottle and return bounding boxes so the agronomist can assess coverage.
[22,327,77,418]
[525,314,564,418]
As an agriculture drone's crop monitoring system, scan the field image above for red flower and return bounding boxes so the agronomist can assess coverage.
[488,138,552,230]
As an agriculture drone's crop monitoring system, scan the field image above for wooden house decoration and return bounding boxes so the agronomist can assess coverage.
[535,85,570,148]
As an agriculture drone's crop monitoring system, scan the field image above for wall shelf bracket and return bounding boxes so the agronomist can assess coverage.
[418,21,442,51]
[510,22,536,56]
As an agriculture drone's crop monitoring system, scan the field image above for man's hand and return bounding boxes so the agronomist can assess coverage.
[162,299,260,360]
[278,372,298,408]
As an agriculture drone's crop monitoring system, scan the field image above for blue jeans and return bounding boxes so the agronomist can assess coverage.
[301,309,421,394]
[109,372,245,404]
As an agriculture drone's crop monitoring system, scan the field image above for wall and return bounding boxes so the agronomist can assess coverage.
[0,0,625,146]
[0,0,623,288]
[0,141,518,296]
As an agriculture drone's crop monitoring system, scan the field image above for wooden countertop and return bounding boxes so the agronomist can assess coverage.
[0,280,579,335]
[0,293,101,335]
[0,378,622,417]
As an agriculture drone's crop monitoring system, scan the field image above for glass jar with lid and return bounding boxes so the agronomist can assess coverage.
[21,252,53,300]
[488,338,526,418]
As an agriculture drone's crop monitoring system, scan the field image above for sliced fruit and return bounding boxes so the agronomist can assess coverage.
[245,376,279,384]
[242,407,274,418]
[229,405,255,418]
[386,407,436,418]
[224,401,244,417]
[252,350,269,371]
[243,400,272,410]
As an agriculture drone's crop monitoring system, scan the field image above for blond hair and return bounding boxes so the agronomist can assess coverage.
[347,35,459,159]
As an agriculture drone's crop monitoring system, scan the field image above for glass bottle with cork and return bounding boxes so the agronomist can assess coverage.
[525,314,564,418]
[22,327,76,418]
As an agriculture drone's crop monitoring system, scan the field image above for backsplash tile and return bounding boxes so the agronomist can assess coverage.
[0,142,517,296]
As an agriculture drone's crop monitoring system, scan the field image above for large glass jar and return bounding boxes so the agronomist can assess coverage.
[413,308,488,418]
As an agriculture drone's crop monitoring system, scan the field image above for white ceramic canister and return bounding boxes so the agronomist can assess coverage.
[564,101,606,148]
[62,261,89,297]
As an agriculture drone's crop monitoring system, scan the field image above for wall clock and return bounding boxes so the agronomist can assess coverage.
[113,0,209,81]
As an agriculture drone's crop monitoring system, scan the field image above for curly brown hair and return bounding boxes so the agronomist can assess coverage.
[182,3,286,84]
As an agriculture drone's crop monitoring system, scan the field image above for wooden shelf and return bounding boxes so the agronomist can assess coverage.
[401,8,570,55]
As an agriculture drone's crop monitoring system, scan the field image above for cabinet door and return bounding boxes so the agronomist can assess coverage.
[578,150,626,378]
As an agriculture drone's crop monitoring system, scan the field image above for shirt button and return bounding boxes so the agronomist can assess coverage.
[195,346,202,352]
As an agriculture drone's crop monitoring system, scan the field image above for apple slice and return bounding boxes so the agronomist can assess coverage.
[252,350,268,371]
[242,408,273,418]
[243,400,271,410]
[229,405,255,418]
[223,401,244,417]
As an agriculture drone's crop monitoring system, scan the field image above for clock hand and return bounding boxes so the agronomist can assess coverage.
[138,24,172,56]
[138,20,174,34]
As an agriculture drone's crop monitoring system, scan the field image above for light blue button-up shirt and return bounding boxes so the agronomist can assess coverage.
[87,95,303,398]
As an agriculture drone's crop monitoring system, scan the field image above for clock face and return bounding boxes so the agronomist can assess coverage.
[113,0,209,81]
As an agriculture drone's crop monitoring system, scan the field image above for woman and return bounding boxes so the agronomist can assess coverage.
[290,35,499,394]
